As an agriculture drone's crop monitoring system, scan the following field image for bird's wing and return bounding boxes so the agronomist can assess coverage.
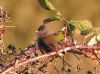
[43,34,59,51]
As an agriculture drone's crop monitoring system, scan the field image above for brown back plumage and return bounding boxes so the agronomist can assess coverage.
[43,34,59,51]
[37,25,59,53]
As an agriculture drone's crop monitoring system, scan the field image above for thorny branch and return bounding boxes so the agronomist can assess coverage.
[0,1,100,74]
[1,45,100,74]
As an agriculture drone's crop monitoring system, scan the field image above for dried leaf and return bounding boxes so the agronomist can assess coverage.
[87,36,97,46]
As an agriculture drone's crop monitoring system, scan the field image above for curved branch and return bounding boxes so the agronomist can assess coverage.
[2,45,100,74]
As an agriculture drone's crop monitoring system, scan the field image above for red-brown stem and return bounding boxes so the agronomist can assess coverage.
[2,45,100,74]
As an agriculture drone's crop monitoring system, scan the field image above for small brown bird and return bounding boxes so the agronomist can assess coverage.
[37,25,59,54]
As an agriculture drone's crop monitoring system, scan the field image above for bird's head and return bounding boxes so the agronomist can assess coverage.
[36,25,48,37]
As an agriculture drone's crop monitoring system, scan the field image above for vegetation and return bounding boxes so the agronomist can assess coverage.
[0,0,100,74]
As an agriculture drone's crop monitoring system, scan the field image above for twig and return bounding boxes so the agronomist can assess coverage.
[2,45,100,74]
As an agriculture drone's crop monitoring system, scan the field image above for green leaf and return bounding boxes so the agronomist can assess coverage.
[37,0,55,10]
[69,20,93,35]
[69,20,93,30]
[43,16,60,24]
[68,23,76,31]
[81,29,92,35]
[56,32,64,41]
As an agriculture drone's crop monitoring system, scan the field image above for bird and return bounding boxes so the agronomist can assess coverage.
[36,25,59,54]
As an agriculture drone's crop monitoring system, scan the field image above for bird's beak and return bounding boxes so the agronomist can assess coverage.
[35,31,39,33]
[35,30,39,36]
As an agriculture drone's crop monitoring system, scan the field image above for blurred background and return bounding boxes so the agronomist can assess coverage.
[0,0,100,74]
[1,0,100,48]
